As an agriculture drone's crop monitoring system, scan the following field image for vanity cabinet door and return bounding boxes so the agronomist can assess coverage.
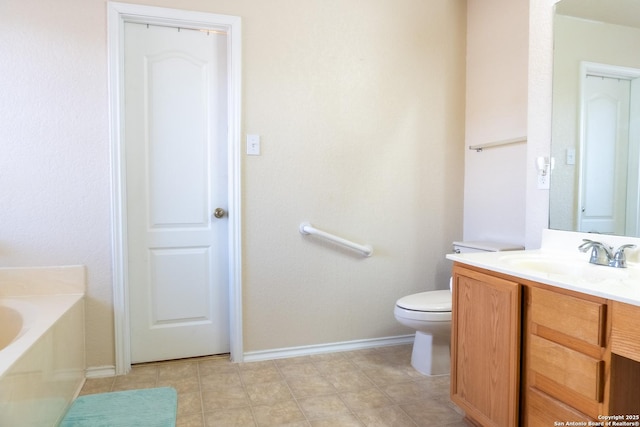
[610,301,640,415]
[611,300,640,363]
[524,286,608,422]
[450,265,521,427]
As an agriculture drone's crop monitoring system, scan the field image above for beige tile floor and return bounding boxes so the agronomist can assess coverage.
[80,344,467,426]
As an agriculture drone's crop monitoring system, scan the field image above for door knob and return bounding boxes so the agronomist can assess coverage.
[213,208,226,219]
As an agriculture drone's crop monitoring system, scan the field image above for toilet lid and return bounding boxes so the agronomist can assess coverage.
[396,290,451,312]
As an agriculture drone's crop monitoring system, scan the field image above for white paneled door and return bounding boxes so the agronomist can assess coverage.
[124,22,229,363]
[580,75,630,235]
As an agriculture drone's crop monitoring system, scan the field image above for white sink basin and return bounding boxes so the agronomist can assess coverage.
[499,253,640,282]
[501,255,582,275]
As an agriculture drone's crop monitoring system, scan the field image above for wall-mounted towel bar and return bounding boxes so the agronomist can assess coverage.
[299,222,373,257]
[468,136,527,152]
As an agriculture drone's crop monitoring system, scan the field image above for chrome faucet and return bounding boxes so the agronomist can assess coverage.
[578,239,636,268]
[578,239,613,266]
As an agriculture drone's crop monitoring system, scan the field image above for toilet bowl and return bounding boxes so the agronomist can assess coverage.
[394,290,452,376]
[394,241,524,376]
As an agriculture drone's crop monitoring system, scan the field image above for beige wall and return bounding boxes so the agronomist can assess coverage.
[526,0,559,248]
[463,0,565,250]
[1,0,466,368]
[1,0,114,368]
[463,0,529,245]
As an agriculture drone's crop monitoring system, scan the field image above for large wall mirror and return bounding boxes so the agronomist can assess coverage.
[549,0,640,236]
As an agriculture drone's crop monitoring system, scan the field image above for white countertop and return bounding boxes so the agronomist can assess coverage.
[447,229,640,307]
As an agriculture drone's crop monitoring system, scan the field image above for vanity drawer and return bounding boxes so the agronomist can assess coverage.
[529,334,604,403]
[611,301,640,363]
[529,287,606,348]
[526,388,595,427]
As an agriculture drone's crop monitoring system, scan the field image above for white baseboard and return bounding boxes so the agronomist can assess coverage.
[85,365,116,379]
[241,334,415,363]
[85,335,415,374]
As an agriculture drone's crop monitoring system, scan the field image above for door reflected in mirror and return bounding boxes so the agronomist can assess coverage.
[549,0,640,237]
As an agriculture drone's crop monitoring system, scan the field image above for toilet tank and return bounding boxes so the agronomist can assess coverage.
[452,241,524,254]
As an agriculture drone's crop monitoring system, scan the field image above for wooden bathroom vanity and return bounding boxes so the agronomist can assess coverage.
[449,262,640,427]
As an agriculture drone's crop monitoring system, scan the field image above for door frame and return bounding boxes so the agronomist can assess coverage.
[107,1,243,374]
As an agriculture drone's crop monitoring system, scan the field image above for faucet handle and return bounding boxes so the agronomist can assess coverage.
[612,244,637,268]
[578,239,598,252]
[616,244,637,252]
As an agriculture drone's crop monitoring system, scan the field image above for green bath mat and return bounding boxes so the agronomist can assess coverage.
[60,387,177,427]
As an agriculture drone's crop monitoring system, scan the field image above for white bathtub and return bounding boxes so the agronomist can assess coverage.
[0,266,85,427]
[0,301,27,351]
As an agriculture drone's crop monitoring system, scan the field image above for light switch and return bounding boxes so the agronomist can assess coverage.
[566,148,575,165]
[247,134,261,156]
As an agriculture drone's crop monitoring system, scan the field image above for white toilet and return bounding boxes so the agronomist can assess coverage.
[394,241,524,376]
